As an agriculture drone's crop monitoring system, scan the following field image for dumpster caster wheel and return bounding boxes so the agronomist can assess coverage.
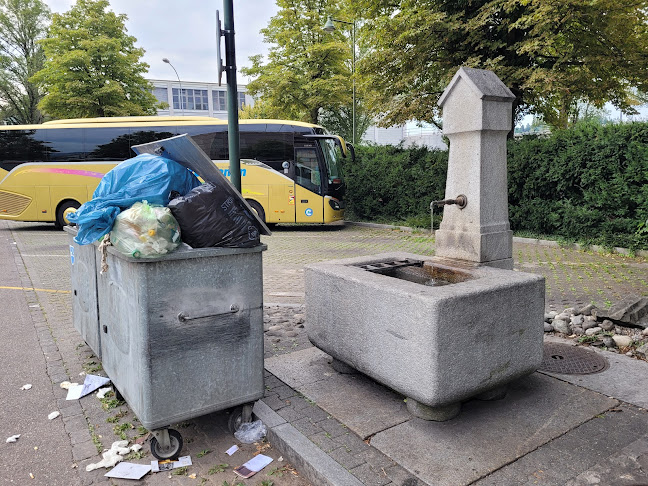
[150,429,183,460]
[228,403,254,434]
[114,387,124,402]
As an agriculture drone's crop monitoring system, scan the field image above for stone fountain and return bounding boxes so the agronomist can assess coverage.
[305,67,545,421]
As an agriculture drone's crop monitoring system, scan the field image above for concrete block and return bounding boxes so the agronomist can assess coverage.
[306,252,545,409]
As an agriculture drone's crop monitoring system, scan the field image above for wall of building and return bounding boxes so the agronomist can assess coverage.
[149,78,254,119]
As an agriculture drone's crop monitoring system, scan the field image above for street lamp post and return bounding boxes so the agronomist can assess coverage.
[162,58,185,116]
[323,15,356,145]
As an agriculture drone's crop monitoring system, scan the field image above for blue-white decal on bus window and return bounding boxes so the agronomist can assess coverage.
[69,245,75,265]
[305,208,313,217]
[220,168,247,177]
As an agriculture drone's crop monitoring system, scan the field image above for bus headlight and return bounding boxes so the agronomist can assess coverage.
[329,199,342,211]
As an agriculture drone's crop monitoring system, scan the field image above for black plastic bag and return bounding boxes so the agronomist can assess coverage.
[168,182,261,248]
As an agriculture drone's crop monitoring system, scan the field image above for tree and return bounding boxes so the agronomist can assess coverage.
[31,0,157,119]
[318,102,372,143]
[354,0,648,130]
[0,0,49,124]
[241,0,351,125]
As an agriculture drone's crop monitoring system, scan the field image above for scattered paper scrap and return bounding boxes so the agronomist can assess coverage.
[151,456,192,473]
[225,445,239,456]
[188,473,197,479]
[130,444,143,452]
[86,440,130,472]
[29,473,34,479]
[59,381,78,390]
[104,462,151,480]
[6,435,20,443]
[48,411,60,420]
[96,387,112,399]
[67,374,111,400]
[233,454,273,479]
[20,384,32,390]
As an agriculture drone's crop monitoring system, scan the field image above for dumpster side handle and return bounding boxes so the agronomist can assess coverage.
[177,305,240,323]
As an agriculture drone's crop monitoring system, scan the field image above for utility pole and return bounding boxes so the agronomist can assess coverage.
[222,0,241,192]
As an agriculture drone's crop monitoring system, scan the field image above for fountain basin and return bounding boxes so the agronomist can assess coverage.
[305,252,545,419]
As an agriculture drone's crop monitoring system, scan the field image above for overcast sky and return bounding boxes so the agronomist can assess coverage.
[44,0,280,84]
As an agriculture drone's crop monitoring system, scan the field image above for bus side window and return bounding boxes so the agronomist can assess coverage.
[47,128,85,162]
[0,130,48,169]
[294,147,320,194]
[85,127,131,160]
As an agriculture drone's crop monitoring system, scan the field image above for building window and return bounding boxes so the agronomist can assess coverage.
[153,87,168,105]
[172,88,208,111]
[213,90,227,111]
[212,90,247,111]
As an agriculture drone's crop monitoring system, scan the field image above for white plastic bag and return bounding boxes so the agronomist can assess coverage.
[110,201,181,258]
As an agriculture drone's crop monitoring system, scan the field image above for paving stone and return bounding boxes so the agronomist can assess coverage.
[329,446,367,470]
[334,431,371,455]
[308,431,339,453]
[262,392,290,411]
[383,465,422,485]
[59,402,83,418]
[72,440,100,461]
[277,406,306,423]
[355,446,395,470]
[68,427,92,446]
[274,384,299,400]
[299,403,330,423]
[318,417,348,438]
[349,462,392,486]
[292,417,323,437]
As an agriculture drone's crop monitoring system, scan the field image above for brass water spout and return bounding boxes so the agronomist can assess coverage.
[431,194,467,210]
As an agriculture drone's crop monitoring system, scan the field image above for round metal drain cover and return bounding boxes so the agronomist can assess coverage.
[539,343,609,375]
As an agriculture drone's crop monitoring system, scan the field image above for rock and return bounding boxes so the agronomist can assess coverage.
[553,319,572,335]
[296,324,305,329]
[544,313,553,322]
[271,337,281,344]
[602,336,616,348]
[597,296,648,328]
[268,325,282,332]
[548,311,558,319]
[572,326,584,336]
[585,327,602,336]
[555,313,570,321]
[582,320,598,331]
[544,323,554,332]
[612,335,633,348]
[635,343,648,358]
[563,307,577,316]
[570,315,584,326]
[578,303,596,316]
[626,351,634,357]
[285,330,298,338]
[600,319,615,331]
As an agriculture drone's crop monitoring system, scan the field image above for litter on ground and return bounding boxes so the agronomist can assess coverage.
[104,462,151,480]
[96,387,112,399]
[86,440,131,471]
[66,374,111,400]
[20,384,32,390]
[48,411,60,420]
[6,435,20,443]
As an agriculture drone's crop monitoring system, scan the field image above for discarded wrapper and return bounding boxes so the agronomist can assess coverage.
[225,445,239,456]
[104,462,151,480]
[48,411,60,420]
[86,440,131,472]
[67,374,111,400]
[6,434,20,443]
[20,384,32,390]
[151,456,192,473]
[233,454,273,479]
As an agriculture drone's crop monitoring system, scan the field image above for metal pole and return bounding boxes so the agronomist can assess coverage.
[351,21,356,145]
[223,0,241,192]
[163,58,184,116]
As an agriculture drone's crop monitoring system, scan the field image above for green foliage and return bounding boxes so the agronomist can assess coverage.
[241,0,350,124]
[341,143,448,223]
[354,0,648,130]
[344,122,648,250]
[318,102,372,145]
[208,464,228,475]
[0,0,49,124]
[31,0,157,118]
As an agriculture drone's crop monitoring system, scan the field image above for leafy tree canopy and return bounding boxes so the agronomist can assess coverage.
[242,0,352,125]
[31,0,157,119]
[0,0,49,124]
[354,0,648,130]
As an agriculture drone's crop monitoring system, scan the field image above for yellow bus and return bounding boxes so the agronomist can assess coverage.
[0,116,351,228]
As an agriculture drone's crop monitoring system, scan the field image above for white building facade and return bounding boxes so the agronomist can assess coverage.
[149,79,254,119]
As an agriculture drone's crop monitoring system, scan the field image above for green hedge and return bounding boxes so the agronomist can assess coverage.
[342,122,648,250]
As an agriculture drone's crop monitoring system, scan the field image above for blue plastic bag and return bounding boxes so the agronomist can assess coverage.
[68,154,200,245]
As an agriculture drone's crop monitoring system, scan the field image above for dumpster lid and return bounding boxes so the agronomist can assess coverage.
[132,134,271,236]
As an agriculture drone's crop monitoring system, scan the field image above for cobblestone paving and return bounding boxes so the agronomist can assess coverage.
[4,220,648,486]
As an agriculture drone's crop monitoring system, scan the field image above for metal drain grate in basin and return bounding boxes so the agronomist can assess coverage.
[539,343,609,375]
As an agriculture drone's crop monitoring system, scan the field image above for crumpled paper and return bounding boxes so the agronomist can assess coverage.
[86,440,131,471]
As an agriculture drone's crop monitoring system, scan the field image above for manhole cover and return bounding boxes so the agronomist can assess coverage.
[539,343,609,375]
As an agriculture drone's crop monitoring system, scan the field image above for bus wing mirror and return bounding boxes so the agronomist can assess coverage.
[347,143,356,162]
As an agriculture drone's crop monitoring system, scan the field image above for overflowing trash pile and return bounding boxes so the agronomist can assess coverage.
[67,136,267,257]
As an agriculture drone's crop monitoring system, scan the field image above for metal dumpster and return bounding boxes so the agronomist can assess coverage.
[65,226,102,360]
[96,242,266,458]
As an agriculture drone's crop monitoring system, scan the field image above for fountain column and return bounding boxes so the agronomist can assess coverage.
[434,67,515,270]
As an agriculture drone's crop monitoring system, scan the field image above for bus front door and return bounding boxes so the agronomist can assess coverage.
[294,147,324,223]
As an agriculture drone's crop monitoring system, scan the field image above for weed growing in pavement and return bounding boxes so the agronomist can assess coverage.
[197,449,211,458]
[106,409,128,423]
[577,335,598,344]
[100,395,124,411]
[259,481,274,486]
[172,466,188,476]
[208,464,229,474]
[83,360,103,373]
[125,450,147,460]
[90,426,103,454]
[112,422,133,440]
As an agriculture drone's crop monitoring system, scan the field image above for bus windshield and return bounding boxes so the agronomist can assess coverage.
[319,138,343,183]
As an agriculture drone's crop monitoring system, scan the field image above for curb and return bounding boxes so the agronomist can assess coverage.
[253,400,364,486]
[346,221,648,258]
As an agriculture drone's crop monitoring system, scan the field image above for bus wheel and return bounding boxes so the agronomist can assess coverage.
[55,200,80,229]
[246,200,266,224]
